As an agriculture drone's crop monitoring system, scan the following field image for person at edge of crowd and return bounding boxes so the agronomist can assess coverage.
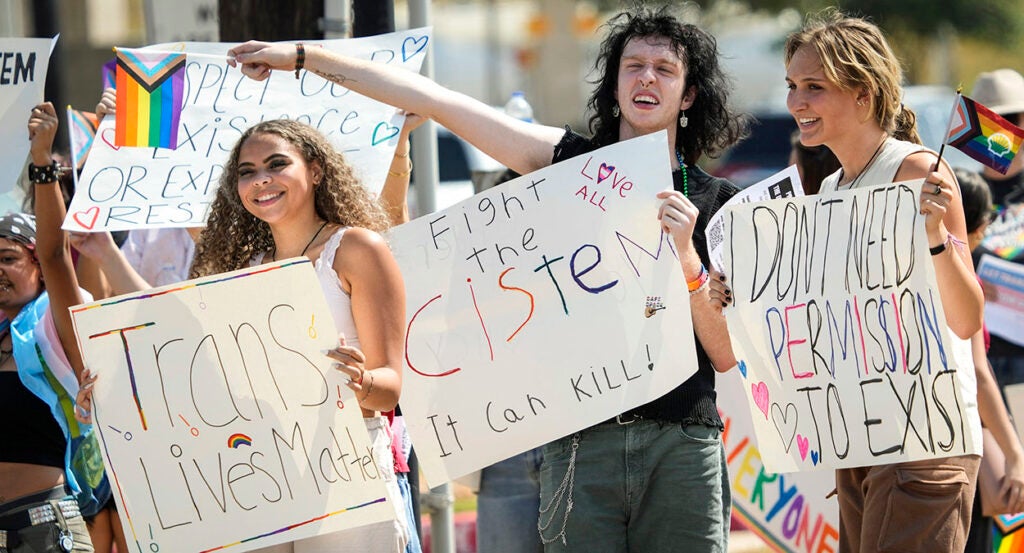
[958,167,1024,553]
[77,88,426,553]
[0,102,98,552]
[382,145,544,553]
[789,129,839,195]
[711,10,984,553]
[77,118,412,553]
[226,2,750,551]
[970,69,1024,387]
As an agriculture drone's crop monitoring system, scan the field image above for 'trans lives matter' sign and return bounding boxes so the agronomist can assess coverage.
[722,180,980,473]
[388,132,699,486]
[70,260,395,553]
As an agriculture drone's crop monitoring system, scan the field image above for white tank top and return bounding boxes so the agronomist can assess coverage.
[820,137,929,192]
[252,228,360,348]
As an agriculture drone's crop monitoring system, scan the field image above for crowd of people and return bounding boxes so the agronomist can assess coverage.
[2,3,1023,553]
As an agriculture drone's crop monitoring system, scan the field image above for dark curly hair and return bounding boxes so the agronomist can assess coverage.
[190,119,389,278]
[587,3,749,164]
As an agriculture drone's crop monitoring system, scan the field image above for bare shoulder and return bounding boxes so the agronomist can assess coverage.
[333,227,399,284]
[895,150,953,181]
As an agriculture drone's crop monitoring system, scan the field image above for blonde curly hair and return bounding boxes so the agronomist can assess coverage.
[190,119,389,278]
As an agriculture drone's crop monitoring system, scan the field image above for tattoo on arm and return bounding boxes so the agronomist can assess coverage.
[312,69,358,86]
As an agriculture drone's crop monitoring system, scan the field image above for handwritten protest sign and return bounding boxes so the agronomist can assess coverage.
[387,132,696,485]
[718,369,839,553]
[65,29,430,232]
[70,260,395,553]
[978,253,1024,348]
[722,180,981,472]
[0,36,56,195]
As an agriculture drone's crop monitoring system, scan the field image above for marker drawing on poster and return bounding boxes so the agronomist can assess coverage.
[65,29,430,232]
[388,132,698,486]
[721,180,981,473]
[69,260,395,553]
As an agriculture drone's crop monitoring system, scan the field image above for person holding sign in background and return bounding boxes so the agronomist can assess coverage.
[228,3,749,551]
[969,69,1024,387]
[0,103,99,552]
[957,167,1024,553]
[186,118,409,553]
[714,10,984,552]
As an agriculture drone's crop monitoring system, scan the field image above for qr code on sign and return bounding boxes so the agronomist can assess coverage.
[708,218,724,251]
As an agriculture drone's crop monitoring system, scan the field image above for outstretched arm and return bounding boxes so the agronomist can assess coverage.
[29,103,86,377]
[228,41,566,174]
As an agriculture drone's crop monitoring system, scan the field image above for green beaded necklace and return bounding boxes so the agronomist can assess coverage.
[675,149,688,196]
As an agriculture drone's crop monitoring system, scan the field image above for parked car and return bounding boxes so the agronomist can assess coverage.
[714,85,980,189]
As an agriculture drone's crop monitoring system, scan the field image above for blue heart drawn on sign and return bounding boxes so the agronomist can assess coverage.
[402,36,429,62]
[372,122,400,146]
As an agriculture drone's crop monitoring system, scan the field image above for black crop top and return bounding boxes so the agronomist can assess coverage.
[0,371,66,467]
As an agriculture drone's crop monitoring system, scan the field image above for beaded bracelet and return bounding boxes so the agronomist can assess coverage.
[687,263,709,293]
[294,43,305,79]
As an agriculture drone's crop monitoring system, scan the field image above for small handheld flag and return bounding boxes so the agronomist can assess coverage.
[114,48,186,150]
[944,94,1024,174]
[67,108,98,171]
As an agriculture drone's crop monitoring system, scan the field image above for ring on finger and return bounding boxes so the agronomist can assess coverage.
[933,183,942,195]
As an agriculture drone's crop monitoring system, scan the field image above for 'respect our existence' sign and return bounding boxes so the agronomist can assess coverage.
[722,180,981,473]
[388,132,698,486]
[64,29,429,232]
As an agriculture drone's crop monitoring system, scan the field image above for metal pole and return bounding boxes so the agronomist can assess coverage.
[408,0,439,219]
[321,0,351,38]
[406,5,448,549]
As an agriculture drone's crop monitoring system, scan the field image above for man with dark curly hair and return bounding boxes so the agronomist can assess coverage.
[228,4,748,551]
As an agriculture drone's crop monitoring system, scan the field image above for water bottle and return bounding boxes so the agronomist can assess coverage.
[505,91,534,123]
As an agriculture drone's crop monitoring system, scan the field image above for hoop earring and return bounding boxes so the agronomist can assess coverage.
[612,104,620,118]
[679,111,688,128]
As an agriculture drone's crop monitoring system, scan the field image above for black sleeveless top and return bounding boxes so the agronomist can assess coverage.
[0,371,66,467]
[553,128,739,429]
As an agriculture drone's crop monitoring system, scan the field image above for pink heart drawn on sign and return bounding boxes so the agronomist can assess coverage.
[72,207,100,230]
[597,163,615,184]
[752,381,769,418]
[796,434,810,460]
[99,128,121,151]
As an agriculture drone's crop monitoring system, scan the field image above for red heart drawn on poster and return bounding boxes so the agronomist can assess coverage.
[99,128,121,151]
[72,207,100,230]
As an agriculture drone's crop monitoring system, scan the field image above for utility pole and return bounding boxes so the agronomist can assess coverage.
[218,0,324,41]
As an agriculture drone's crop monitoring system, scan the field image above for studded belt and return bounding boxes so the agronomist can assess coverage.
[0,499,80,531]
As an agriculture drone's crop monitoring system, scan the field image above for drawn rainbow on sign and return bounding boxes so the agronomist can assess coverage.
[227,433,252,449]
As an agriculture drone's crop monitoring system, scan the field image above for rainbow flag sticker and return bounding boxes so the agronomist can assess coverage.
[946,95,1024,175]
[227,433,253,449]
[114,48,186,150]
